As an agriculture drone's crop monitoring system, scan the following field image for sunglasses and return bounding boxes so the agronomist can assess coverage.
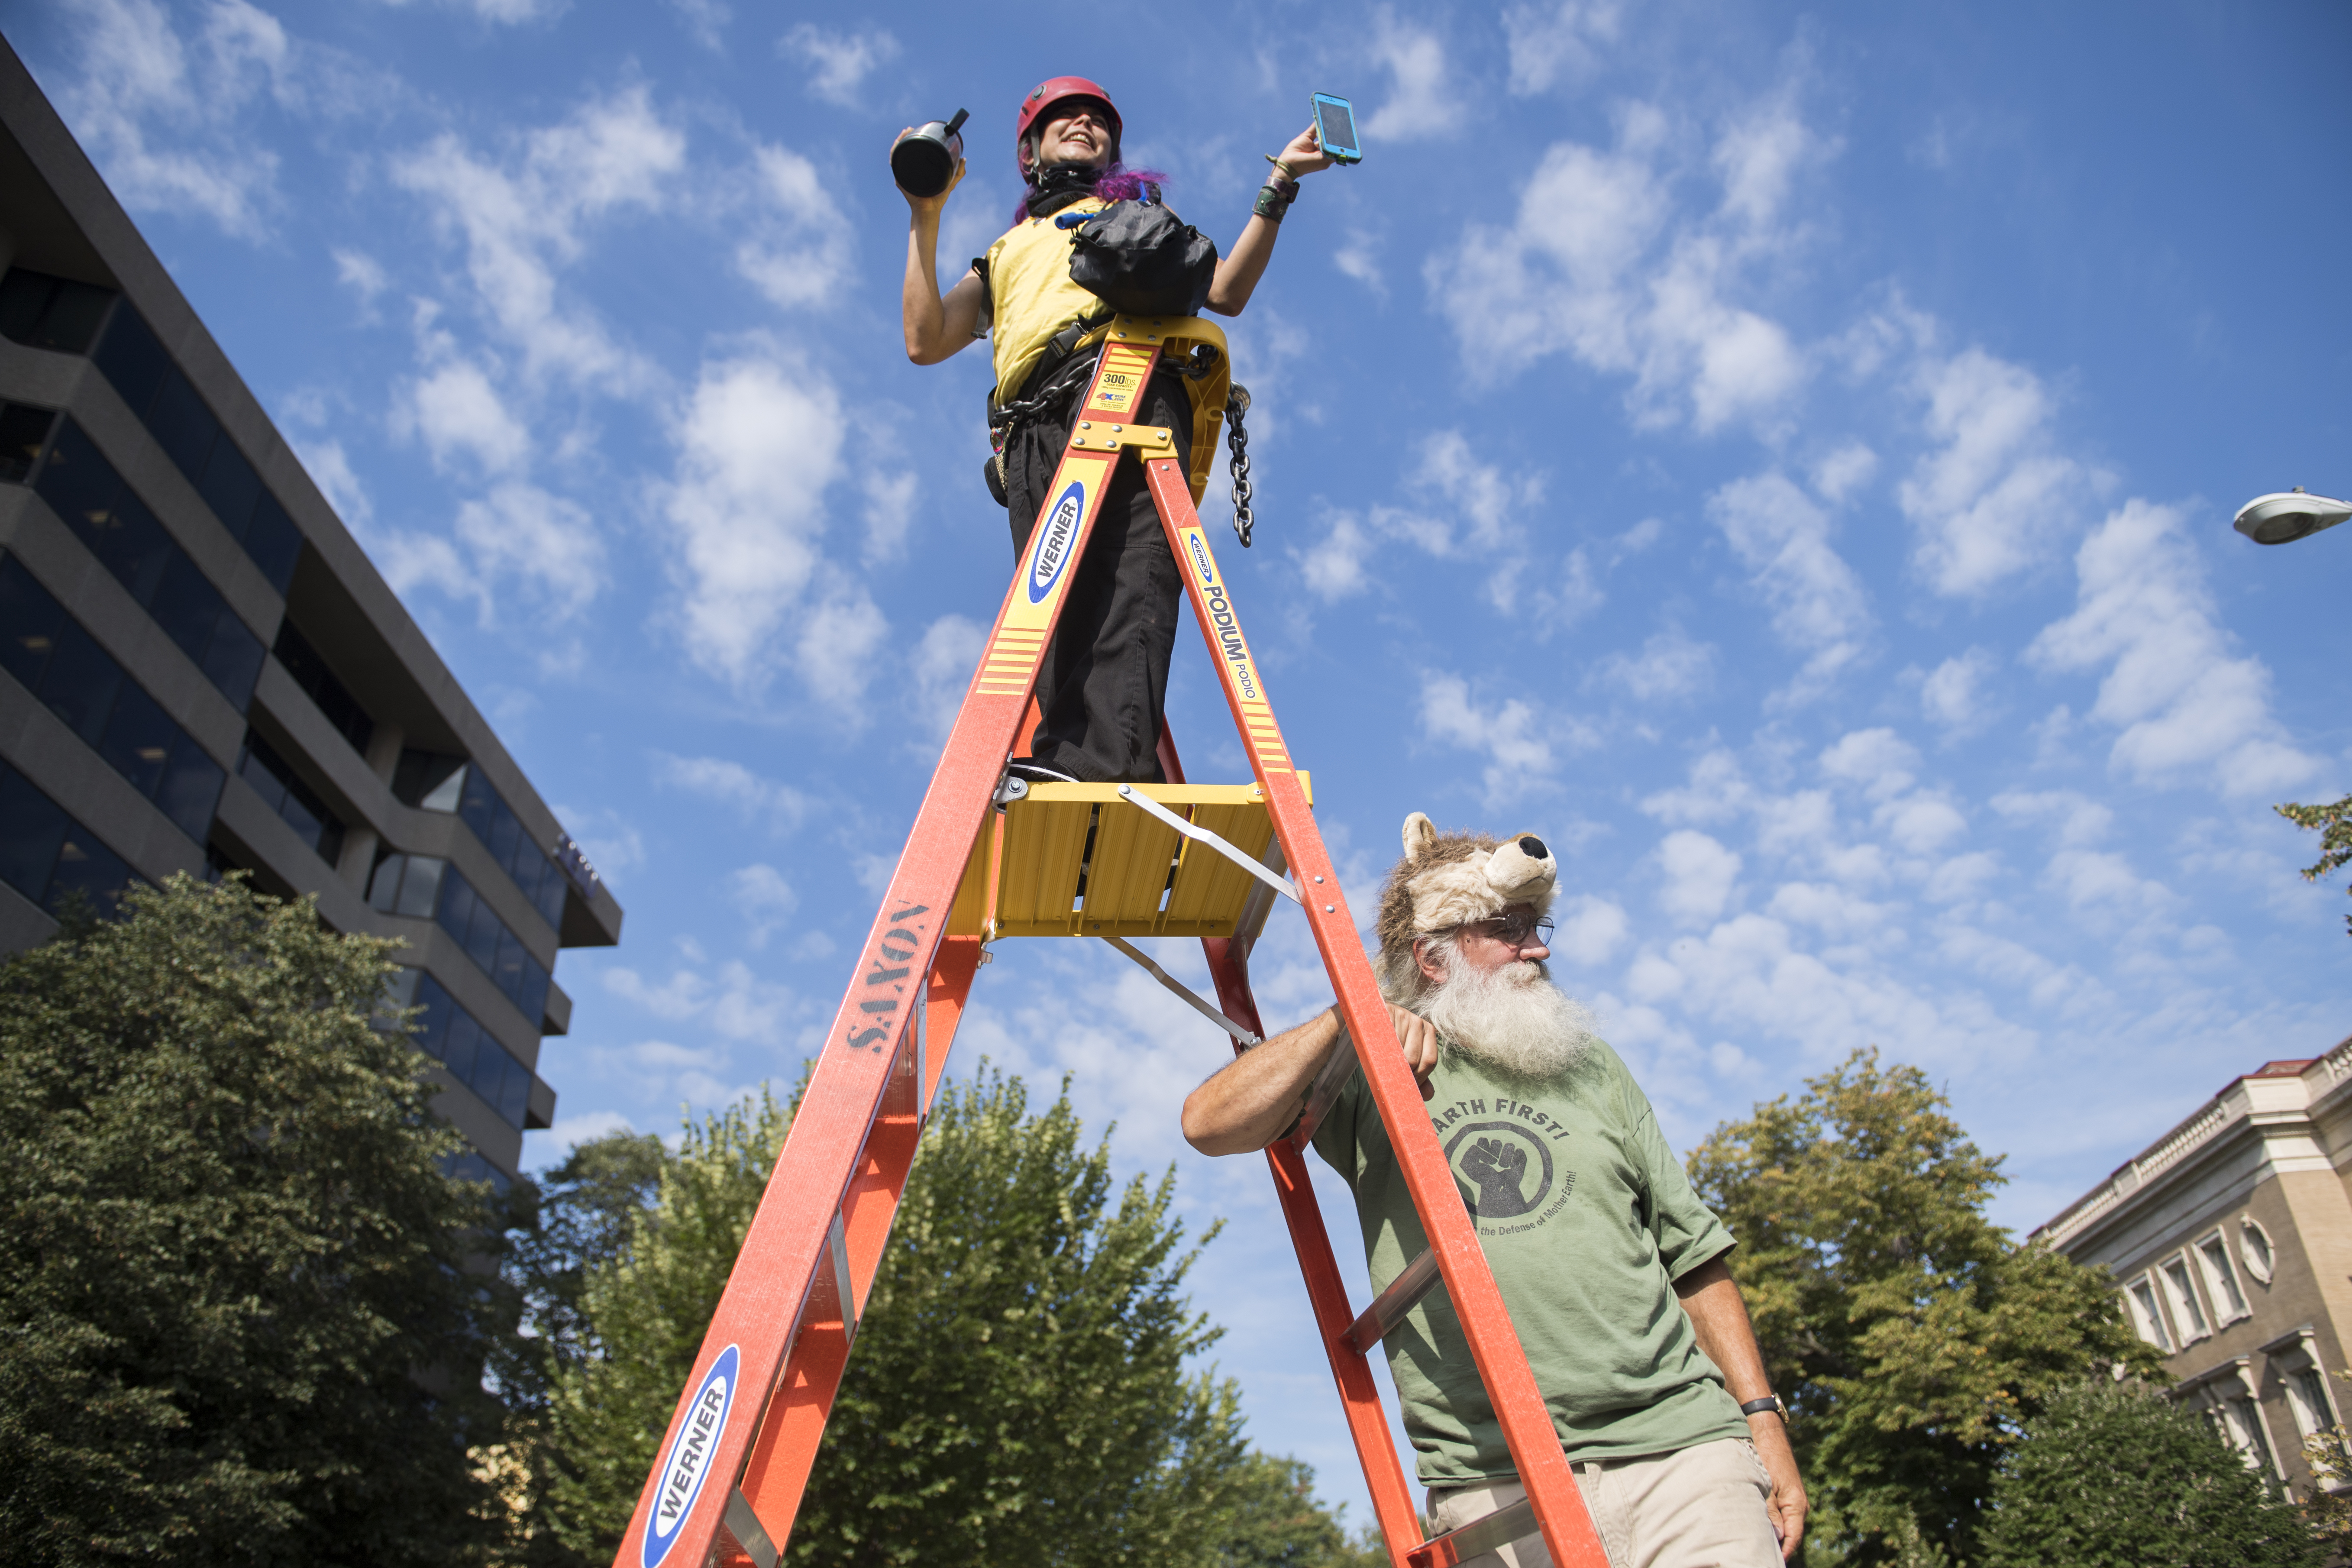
[1458,912,1554,948]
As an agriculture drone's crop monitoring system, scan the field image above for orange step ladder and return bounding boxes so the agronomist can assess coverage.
[613,316,1608,1568]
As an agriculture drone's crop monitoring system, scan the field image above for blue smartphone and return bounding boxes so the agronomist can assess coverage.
[1311,92,1363,165]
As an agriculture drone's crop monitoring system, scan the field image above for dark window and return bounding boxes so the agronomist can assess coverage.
[272,619,373,755]
[236,732,347,865]
[199,613,263,712]
[0,553,225,845]
[90,296,168,417]
[382,968,537,1135]
[144,369,220,481]
[0,759,137,919]
[241,493,301,597]
[393,749,467,811]
[31,418,260,711]
[0,269,116,356]
[87,301,304,595]
[197,439,262,541]
[0,403,57,483]
[367,850,444,921]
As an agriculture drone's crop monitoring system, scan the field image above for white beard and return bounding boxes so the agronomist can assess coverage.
[1415,959,1595,1082]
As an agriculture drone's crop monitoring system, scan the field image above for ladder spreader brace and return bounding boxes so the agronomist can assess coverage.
[612,315,1610,1568]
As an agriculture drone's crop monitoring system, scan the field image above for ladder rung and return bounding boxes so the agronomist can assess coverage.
[725,1487,779,1568]
[1290,1028,1358,1147]
[1408,1496,1538,1568]
[1342,1246,1444,1353]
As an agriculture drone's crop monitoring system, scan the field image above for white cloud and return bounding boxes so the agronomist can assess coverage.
[333,248,389,310]
[912,615,987,743]
[1420,672,1587,805]
[1363,10,1463,142]
[1294,433,1546,605]
[54,0,290,237]
[1708,472,1871,691]
[729,863,796,949]
[1809,441,1877,503]
[604,960,797,1046]
[1921,647,2000,734]
[1898,347,2085,596]
[1549,892,1630,967]
[393,85,684,382]
[1334,233,1386,294]
[658,352,849,690]
[2027,499,2319,796]
[1595,627,1716,702]
[290,436,372,529]
[527,1109,636,1170]
[399,358,530,475]
[792,582,890,710]
[665,0,729,48]
[735,145,854,311]
[1428,101,1810,431]
[446,483,604,624]
[1658,830,1741,926]
[1295,514,1374,602]
[653,753,811,835]
[1819,728,1919,801]
[378,0,563,23]
[780,24,899,107]
[1503,0,1622,95]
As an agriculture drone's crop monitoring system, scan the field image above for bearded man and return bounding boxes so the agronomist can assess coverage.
[1181,814,1807,1568]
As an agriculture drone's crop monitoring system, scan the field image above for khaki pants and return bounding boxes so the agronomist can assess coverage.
[1426,1438,1780,1568]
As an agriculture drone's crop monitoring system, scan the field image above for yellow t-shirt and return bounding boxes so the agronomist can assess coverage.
[982,197,1113,409]
[979,199,1230,503]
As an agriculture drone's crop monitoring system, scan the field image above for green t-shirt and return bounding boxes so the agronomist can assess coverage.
[1309,1037,1749,1483]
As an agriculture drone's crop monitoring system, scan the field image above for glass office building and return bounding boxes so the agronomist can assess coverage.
[0,42,624,1186]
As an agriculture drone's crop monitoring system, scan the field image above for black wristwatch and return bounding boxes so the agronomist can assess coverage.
[1739,1394,1788,1423]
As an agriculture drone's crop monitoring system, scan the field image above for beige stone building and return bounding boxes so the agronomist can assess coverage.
[2033,1036,2352,1492]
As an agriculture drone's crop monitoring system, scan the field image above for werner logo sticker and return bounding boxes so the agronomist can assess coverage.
[1184,531,1216,587]
[1028,481,1086,605]
[643,1343,739,1567]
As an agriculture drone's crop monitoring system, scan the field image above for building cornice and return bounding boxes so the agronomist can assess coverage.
[2034,1034,2352,1254]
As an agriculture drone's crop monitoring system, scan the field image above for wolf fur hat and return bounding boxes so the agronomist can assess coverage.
[1374,812,1557,989]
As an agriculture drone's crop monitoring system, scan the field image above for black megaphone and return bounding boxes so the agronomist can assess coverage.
[892,109,969,199]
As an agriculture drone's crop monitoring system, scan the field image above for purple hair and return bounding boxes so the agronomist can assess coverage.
[1011,162,1173,227]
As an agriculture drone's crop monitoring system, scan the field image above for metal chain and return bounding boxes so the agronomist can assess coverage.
[1226,384,1254,548]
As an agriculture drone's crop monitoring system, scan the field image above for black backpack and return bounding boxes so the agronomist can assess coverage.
[1066,199,1218,318]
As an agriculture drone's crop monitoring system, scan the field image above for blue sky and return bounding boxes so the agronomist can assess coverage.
[14,0,2350,1523]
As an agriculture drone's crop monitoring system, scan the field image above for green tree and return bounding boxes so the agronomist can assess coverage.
[0,874,499,1565]
[1687,1049,2165,1566]
[2277,794,2352,936]
[534,1067,1375,1568]
[494,1129,669,1416]
[1977,1379,2319,1568]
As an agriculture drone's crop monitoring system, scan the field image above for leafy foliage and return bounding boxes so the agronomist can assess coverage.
[0,874,500,1565]
[1687,1048,2165,1566]
[537,1088,792,1560]
[2295,1376,2352,1557]
[529,1066,1375,1567]
[2276,793,2352,936]
[1977,1380,2320,1567]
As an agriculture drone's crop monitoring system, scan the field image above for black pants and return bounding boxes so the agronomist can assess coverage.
[1004,369,1192,783]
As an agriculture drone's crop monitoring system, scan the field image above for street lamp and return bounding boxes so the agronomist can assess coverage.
[2233,486,2352,546]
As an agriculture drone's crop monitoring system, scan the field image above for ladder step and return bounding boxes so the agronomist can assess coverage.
[1409,1496,1538,1568]
[1342,1246,1445,1353]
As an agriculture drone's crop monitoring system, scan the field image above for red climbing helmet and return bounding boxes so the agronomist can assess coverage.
[1013,76,1121,177]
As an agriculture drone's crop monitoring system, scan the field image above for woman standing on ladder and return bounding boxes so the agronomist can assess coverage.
[900,76,1332,786]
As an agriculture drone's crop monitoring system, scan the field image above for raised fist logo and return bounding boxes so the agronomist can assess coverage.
[1445,1122,1552,1219]
[1460,1138,1528,1212]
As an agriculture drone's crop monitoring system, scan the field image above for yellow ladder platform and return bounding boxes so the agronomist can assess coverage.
[948,776,1313,941]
